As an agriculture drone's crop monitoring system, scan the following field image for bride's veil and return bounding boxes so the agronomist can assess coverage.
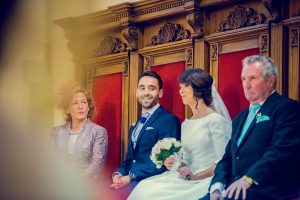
[211,84,232,135]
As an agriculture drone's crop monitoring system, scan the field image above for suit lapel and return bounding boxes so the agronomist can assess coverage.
[236,112,258,151]
[233,111,248,151]
[236,92,279,151]
[135,107,162,146]
[129,123,138,149]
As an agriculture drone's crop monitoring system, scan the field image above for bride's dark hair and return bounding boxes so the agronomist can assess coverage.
[179,68,213,108]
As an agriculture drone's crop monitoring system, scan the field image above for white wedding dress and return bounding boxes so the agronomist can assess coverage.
[128,113,231,200]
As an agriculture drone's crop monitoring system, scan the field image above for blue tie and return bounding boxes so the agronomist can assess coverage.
[237,104,261,146]
[132,112,150,148]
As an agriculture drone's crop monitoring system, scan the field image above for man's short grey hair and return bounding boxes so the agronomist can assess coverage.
[242,55,278,80]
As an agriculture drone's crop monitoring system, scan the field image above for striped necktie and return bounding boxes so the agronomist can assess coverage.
[132,112,150,148]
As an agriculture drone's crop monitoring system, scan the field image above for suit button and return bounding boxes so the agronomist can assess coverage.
[133,160,136,163]
[236,156,240,160]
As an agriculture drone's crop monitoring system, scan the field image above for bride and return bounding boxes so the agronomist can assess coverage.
[127,68,231,200]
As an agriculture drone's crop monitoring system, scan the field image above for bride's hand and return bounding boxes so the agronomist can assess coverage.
[178,166,193,180]
[164,155,175,170]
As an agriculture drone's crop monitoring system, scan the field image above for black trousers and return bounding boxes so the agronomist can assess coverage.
[200,191,272,200]
[200,191,300,200]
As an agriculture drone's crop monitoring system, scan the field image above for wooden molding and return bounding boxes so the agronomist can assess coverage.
[144,56,154,71]
[282,17,300,100]
[140,39,192,56]
[123,61,129,75]
[194,38,209,71]
[185,48,193,68]
[270,23,287,95]
[283,16,300,27]
[217,5,267,32]
[122,26,139,51]
[140,39,193,71]
[205,24,268,43]
[147,22,191,46]
[135,1,186,16]
[210,43,218,61]
[86,66,95,95]
[209,43,219,88]
[85,52,128,68]
[186,11,204,39]
[94,36,127,57]
[259,33,269,56]
[290,28,299,47]
[288,26,300,100]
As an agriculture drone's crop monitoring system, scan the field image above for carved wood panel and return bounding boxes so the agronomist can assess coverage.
[185,48,193,68]
[262,0,281,23]
[122,26,139,51]
[144,56,154,71]
[148,22,191,46]
[290,27,299,47]
[186,11,204,39]
[94,36,127,57]
[210,43,219,61]
[260,34,269,56]
[218,5,266,32]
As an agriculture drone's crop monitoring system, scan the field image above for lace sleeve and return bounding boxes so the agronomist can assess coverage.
[85,127,108,177]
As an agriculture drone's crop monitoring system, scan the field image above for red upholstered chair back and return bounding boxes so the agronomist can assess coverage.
[92,73,122,179]
[218,48,260,119]
[151,61,186,123]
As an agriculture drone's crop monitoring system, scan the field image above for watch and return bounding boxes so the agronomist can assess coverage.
[128,171,136,182]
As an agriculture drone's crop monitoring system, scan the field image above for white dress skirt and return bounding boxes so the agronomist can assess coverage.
[127,113,231,200]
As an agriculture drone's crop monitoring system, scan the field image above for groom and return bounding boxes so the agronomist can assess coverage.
[110,71,181,199]
[201,55,300,200]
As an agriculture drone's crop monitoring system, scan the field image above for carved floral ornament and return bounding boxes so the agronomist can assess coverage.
[94,36,127,57]
[218,5,266,32]
[148,22,191,46]
[122,26,138,51]
[186,11,204,39]
[262,0,281,23]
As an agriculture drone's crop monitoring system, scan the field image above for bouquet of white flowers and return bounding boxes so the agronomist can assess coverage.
[150,137,182,169]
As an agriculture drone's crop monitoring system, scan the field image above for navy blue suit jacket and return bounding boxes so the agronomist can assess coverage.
[115,106,181,181]
[211,92,300,199]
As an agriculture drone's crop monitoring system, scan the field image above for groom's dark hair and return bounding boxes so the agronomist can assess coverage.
[138,71,163,89]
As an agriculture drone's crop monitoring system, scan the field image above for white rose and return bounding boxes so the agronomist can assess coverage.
[156,161,163,168]
[160,139,172,150]
[153,145,161,154]
[169,138,176,143]
[174,141,181,148]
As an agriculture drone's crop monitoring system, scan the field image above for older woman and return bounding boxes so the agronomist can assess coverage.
[51,86,108,178]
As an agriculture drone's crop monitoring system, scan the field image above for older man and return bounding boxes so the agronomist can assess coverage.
[202,55,300,200]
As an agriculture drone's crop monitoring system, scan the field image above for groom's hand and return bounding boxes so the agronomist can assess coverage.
[164,155,175,170]
[110,174,131,189]
[110,173,123,189]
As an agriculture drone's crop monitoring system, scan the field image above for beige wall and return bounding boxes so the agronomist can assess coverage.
[0,0,138,134]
